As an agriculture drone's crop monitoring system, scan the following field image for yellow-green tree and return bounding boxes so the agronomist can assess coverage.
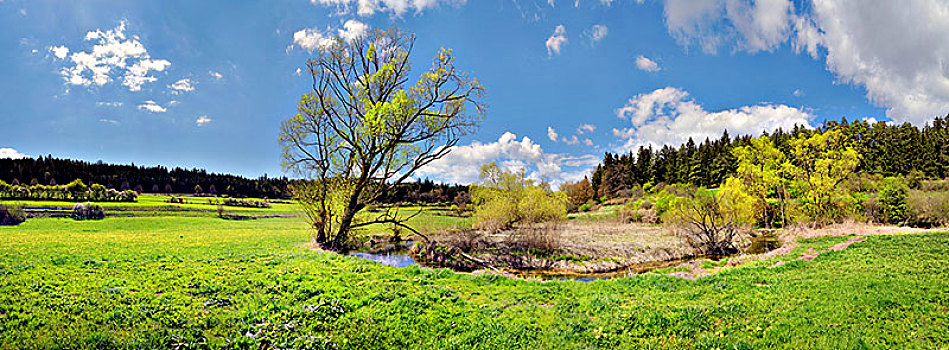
[732,135,788,227]
[280,27,486,250]
[786,129,860,223]
[470,163,567,231]
[663,179,756,256]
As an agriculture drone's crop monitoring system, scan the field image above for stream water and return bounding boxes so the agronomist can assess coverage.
[347,241,692,282]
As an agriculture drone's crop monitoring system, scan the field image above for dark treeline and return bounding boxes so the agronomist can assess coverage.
[591,115,949,198]
[0,156,468,203]
[0,156,291,198]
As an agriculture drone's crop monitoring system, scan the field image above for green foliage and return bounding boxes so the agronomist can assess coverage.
[878,177,909,224]
[280,27,485,250]
[786,129,861,224]
[470,163,567,231]
[663,180,755,256]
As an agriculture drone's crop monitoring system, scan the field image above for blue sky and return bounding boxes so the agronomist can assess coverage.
[1,0,947,186]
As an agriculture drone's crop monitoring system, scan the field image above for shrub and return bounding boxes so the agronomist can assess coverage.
[0,204,26,226]
[878,177,909,224]
[663,181,755,257]
[471,162,567,231]
[907,191,949,227]
[71,202,105,220]
[222,198,272,208]
[861,196,884,223]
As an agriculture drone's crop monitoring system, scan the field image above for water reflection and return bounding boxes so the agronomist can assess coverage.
[348,251,418,268]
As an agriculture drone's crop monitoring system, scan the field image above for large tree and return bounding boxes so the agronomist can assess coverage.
[280,27,486,250]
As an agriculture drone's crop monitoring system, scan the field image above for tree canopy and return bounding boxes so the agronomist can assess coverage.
[280,27,486,250]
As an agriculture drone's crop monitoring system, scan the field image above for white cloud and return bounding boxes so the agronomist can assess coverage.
[792,89,804,97]
[209,70,223,80]
[168,78,196,93]
[196,115,212,127]
[96,101,123,107]
[137,100,167,113]
[0,148,28,159]
[547,126,559,141]
[48,45,69,59]
[613,87,813,151]
[802,0,949,124]
[577,123,596,134]
[583,138,594,146]
[99,119,120,125]
[590,24,608,44]
[310,0,464,17]
[295,68,303,76]
[635,55,661,72]
[662,0,794,54]
[416,132,599,187]
[292,19,369,52]
[659,0,949,124]
[548,0,555,6]
[52,21,171,92]
[545,25,568,57]
[563,135,580,145]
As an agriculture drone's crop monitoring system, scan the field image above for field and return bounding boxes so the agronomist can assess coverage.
[1,197,948,349]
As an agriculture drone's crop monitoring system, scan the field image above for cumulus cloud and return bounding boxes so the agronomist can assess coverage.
[577,123,596,134]
[415,132,600,187]
[168,78,195,93]
[48,45,69,59]
[51,21,171,92]
[208,70,223,80]
[589,24,608,44]
[545,25,568,57]
[96,101,123,107]
[613,87,813,151]
[196,115,212,127]
[792,89,804,97]
[662,0,793,54]
[310,0,464,17]
[659,0,949,124]
[137,100,167,113]
[801,0,949,124]
[0,148,28,159]
[635,55,661,72]
[292,19,369,52]
[547,126,559,141]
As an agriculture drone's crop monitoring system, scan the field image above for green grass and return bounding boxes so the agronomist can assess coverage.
[0,212,947,348]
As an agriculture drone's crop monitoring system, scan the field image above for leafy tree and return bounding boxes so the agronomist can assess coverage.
[470,163,566,231]
[280,27,485,250]
[733,135,788,227]
[879,177,909,224]
[65,179,88,201]
[194,184,203,194]
[663,179,755,257]
[786,129,860,223]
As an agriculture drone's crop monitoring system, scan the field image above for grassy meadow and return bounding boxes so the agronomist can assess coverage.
[0,196,947,349]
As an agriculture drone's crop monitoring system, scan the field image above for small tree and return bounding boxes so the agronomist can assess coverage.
[65,179,88,201]
[663,179,755,257]
[280,27,485,250]
[164,184,173,194]
[879,177,909,224]
[560,176,595,208]
[470,162,567,231]
[194,184,203,195]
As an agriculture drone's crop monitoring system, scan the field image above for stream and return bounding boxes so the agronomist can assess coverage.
[347,241,691,282]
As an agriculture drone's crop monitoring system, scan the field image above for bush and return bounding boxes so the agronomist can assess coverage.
[878,177,909,224]
[907,191,949,227]
[663,181,755,257]
[471,162,567,231]
[223,198,272,208]
[0,204,26,226]
[71,202,105,220]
